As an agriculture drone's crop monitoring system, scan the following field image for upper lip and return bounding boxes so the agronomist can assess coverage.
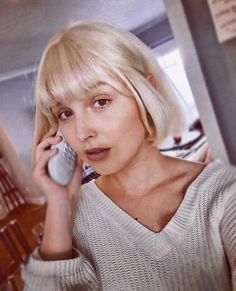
[85,148,110,154]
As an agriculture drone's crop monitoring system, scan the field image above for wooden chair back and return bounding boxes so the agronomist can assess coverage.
[0,164,27,213]
[0,219,32,290]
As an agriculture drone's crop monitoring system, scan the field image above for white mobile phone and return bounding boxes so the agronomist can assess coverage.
[47,130,77,186]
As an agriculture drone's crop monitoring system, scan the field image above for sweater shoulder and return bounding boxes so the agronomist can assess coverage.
[197,160,236,194]
[193,160,236,215]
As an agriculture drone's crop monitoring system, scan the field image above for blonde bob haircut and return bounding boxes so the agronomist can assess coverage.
[34,21,186,152]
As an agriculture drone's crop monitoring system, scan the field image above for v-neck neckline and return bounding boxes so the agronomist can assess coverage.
[83,161,221,258]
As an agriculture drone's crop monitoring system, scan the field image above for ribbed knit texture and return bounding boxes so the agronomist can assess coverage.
[22,160,236,290]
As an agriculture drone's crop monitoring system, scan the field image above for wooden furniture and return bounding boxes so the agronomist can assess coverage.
[0,203,45,291]
[0,220,33,290]
[0,162,46,290]
[0,164,27,213]
[0,129,46,289]
[0,220,32,265]
[0,162,46,231]
[0,264,18,291]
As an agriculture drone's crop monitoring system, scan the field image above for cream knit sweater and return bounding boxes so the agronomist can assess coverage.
[22,160,236,291]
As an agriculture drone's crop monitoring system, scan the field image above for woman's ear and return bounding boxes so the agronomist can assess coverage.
[146,74,156,89]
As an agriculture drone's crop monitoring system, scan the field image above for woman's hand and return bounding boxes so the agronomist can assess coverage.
[33,126,83,260]
[33,126,83,204]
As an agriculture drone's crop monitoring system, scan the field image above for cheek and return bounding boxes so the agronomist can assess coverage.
[112,107,146,153]
[120,104,146,137]
[119,120,146,151]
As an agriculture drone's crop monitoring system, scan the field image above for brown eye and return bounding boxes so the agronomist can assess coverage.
[58,111,72,120]
[93,99,109,108]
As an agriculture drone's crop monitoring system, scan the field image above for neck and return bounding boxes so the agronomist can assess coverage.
[97,144,172,200]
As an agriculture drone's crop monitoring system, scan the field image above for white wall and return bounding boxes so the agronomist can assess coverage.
[164,0,230,164]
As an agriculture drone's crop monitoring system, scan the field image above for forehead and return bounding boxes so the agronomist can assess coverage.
[50,83,124,108]
[40,40,134,110]
[46,63,127,96]
[85,83,118,95]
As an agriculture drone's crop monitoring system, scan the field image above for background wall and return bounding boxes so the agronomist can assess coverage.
[181,0,236,164]
[165,0,235,164]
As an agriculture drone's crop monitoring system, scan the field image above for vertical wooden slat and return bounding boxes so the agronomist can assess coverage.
[0,164,27,212]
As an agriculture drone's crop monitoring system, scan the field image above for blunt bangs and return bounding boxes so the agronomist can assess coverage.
[36,38,129,122]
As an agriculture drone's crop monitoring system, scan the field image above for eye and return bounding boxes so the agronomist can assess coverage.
[58,110,73,120]
[93,98,110,109]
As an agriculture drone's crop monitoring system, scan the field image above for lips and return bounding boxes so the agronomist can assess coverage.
[85,148,111,161]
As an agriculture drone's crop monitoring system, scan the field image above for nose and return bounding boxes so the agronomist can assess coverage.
[74,111,96,142]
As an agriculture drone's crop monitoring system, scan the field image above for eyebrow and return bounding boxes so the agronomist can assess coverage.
[49,83,116,111]
[90,84,116,95]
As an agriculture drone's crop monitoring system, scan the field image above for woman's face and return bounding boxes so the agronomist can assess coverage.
[51,84,147,175]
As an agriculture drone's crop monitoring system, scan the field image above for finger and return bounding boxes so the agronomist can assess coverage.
[38,135,62,151]
[35,135,62,162]
[34,147,58,178]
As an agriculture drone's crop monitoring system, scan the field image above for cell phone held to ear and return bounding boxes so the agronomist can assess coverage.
[47,130,78,186]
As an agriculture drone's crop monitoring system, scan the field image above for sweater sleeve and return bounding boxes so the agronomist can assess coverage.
[220,190,236,290]
[21,247,98,291]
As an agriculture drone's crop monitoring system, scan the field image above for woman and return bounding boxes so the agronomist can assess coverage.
[22,21,236,290]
